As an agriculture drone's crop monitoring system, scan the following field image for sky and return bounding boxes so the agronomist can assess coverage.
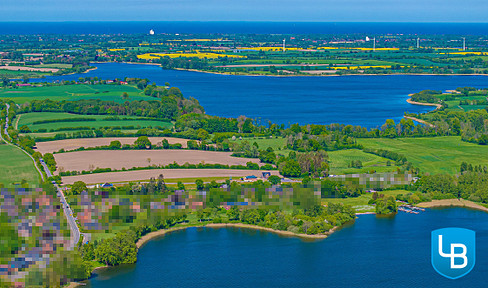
[1,0,488,22]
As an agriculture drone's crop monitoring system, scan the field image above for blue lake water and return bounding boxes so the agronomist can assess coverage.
[34,63,488,128]
[85,208,488,288]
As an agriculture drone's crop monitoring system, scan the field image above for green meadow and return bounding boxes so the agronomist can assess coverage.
[236,136,287,150]
[230,137,399,174]
[357,136,488,174]
[324,190,408,212]
[327,149,400,175]
[0,143,40,186]
[30,63,73,69]
[18,112,173,132]
[435,92,488,111]
[0,84,152,103]
[228,58,402,66]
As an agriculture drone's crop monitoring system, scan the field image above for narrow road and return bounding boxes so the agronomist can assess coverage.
[2,103,80,249]
[40,160,81,249]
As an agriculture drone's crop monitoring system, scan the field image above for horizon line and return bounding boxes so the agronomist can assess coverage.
[2,21,488,24]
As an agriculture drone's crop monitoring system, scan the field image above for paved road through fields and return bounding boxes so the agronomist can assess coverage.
[3,103,80,249]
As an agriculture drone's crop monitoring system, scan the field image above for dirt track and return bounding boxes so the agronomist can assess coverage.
[61,169,279,184]
[403,116,436,128]
[55,150,260,173]
[35,137,190,154]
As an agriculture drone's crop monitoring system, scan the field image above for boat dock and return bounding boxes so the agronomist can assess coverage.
[398,204,426,214]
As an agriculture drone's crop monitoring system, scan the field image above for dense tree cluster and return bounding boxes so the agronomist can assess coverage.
[397,168,488,204]
[158,56,210,70]
[81,230,138,266]
[373,193,398,214]
[18,82,203,121]
[175,113,239,133]
[427,109,488,144]
[277,150,329,178]
[410,90,443,103]
[226,203,355,235]
[406,88,488,144]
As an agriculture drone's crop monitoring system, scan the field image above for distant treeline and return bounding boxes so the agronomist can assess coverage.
[59,161,275,177]
[362,148,407,165]
[31,116,171,125]
[32,117,97,125]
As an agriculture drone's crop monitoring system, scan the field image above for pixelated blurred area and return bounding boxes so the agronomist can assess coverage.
[70,173,411,236]
[0,187,74,287]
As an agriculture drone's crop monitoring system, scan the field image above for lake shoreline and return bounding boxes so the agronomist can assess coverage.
[406,97,442,109]
[60,66,98,78]
[417,199,488,212]
[169,67,488,78]
[76,203,487,287]
[136,222,337,249]
[67,224,337,287]
[106,62,488,78]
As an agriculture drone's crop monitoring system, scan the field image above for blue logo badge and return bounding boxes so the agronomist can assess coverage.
[431,228,476,279]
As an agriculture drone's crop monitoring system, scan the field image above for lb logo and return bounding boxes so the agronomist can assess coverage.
[431,228,475,279]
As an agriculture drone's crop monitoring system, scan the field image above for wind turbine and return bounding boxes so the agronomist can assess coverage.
[417,37,420,49]
[462,37,466,51]
[366,36,376,52]
[283,39,286,52]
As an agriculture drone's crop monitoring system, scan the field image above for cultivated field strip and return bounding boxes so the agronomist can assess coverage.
[62,168,279,184]
[54,150,260,172]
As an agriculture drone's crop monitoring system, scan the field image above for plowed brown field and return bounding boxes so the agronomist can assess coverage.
[55,150,260,173]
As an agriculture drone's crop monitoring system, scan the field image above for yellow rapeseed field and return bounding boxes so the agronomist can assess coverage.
[209,49,231,52]
[351,48,400,51]
[439,51,486,55]
[237,47,304,51]
[138,43,164,46]
[331,65,393,70]
[167,39,224,42]
[432,47,464,50]
[108,48,125,52]
[137,52,246,60]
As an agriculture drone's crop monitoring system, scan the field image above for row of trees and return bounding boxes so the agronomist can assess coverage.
[413,171,488,203]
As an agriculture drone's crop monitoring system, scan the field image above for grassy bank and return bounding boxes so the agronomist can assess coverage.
[324,190,408,213]
[0,84,150,103]
[0,143,40,186]
[18,112,173,132]
[328,149,400,174]
[357,136,488,174]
